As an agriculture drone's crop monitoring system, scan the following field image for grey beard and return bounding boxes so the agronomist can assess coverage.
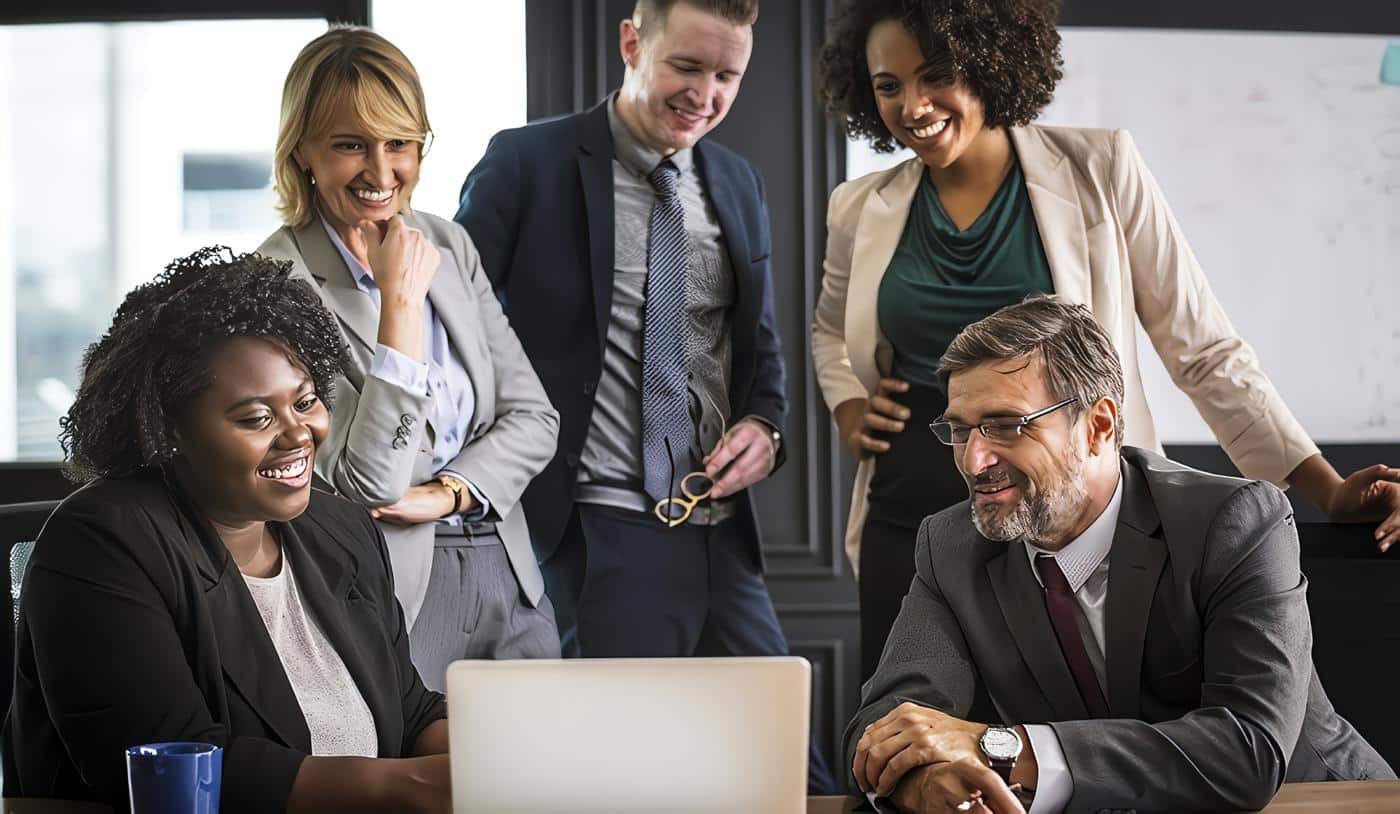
[971,455,1089,546]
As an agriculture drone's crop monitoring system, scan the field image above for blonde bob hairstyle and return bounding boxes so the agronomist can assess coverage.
[274,25,432,228]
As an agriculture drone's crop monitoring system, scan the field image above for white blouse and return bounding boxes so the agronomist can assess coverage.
[243,552,379,757]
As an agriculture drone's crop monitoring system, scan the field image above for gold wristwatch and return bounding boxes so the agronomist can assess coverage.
[437,474,466,515]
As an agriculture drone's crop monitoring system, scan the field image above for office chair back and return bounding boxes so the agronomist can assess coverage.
[0,500,60,716]
[1298,522,1400,772]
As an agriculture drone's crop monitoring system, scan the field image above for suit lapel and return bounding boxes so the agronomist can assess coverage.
[847,159,921,391]
[160,473,312,751]
[292,220,381,358]
[577,102,617,355]
[280,518,399,757]
[1104,459,1166,719]
[1011,127,1092,307]
[695,143,755,412]
[696,144,751,287]
[987,547,1090,721]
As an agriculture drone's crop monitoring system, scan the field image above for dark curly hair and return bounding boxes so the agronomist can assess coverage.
[818,0,1063,153]
[59,247,348,482]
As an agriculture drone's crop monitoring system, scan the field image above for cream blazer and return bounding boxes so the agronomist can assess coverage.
[812,125,1318,574]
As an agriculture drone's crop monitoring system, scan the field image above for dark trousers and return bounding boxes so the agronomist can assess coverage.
[861,384,967,682]
[541,501,836,793]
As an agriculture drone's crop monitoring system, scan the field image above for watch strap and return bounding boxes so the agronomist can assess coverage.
[988,755,1015,786]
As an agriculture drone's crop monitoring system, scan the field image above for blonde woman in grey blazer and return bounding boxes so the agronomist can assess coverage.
[258,27,562,687]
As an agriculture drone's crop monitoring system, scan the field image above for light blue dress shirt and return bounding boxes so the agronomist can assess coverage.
[320,217,490,519]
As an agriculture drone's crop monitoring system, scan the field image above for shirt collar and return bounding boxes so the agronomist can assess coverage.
[318,214,375,292]
[1024,472,1124,592]
[606,93,694,178]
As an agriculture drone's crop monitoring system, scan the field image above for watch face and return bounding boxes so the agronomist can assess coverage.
[980,727,1022,760]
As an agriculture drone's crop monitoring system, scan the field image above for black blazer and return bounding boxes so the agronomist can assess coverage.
[1,467,445,812]
[456,99,788,565]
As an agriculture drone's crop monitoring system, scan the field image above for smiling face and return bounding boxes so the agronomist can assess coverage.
[944,355,1100,548]
[171,336,330,528]
[615,2,753,154]
[294,95,422,241]
[865,18,988,171]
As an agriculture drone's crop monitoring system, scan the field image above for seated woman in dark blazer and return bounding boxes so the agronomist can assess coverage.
[2,248,450,812]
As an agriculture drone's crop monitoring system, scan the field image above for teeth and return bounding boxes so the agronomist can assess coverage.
[912,119,949,139]
[258,457,308,480]
[354,188,392,202]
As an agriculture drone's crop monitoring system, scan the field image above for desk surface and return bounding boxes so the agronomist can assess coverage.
[5,782,1399,813]
[807,782,1400,813]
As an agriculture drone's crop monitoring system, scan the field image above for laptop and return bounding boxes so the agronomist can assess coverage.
[446,657,810,814]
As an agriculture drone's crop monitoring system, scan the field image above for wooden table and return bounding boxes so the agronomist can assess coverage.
[808,782,1400,812]
[5,782,1399,813]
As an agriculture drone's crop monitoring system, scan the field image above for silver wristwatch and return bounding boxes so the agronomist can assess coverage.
[978,725,1023,786]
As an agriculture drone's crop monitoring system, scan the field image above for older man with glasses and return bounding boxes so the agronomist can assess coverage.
[846,295,1392,814]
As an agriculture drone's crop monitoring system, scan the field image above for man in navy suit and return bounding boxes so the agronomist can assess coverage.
[456,0,793,667]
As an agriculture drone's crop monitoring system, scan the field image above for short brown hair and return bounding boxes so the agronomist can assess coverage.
[939,295,1125,448]
[274,25,432,228]
[633,0,759,34]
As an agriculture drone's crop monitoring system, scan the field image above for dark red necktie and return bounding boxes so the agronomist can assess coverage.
[1034,554,1111,718]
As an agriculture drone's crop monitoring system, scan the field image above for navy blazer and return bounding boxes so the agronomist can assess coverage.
[456,100,788,562]
[1,468,445,812]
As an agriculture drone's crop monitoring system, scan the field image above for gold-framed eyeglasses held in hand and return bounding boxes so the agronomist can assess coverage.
[653,392,728,528]
[929,397,1078,446]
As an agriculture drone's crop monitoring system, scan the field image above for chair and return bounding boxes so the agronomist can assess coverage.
[1297,522,1400,771]
[0,500,60,716]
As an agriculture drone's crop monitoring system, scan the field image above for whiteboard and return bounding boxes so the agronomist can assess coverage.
[846,28,1400,443]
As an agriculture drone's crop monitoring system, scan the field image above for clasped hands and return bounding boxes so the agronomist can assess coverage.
[854,702,1027,814]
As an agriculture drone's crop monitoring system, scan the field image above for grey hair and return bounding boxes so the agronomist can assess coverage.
[938,295,1126,449]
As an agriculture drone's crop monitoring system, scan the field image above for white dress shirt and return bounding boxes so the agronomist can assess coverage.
[1020,474,1124,814]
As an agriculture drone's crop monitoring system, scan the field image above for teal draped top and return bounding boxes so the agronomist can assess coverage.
[877,160,1056,388]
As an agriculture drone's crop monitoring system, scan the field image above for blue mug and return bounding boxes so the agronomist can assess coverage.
[125,741,222,814]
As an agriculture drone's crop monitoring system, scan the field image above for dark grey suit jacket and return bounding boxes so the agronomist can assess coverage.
[845,447,1393,813]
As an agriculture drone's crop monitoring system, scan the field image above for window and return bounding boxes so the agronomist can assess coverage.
[0,7,529,461]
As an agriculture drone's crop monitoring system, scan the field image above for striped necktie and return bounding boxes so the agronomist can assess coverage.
[640,160,692,503]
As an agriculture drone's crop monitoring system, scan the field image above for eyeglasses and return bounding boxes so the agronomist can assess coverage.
[929,397,1078,446]
[653,392,727,528]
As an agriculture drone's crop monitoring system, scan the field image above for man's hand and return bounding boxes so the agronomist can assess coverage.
[703,418,778,499]
[854,703,989,798]
[371,481,472,525]
[890,761,1026,814]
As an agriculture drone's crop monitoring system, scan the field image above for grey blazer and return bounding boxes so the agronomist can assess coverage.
[257,211,559,627]
[846,447,1393,813]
